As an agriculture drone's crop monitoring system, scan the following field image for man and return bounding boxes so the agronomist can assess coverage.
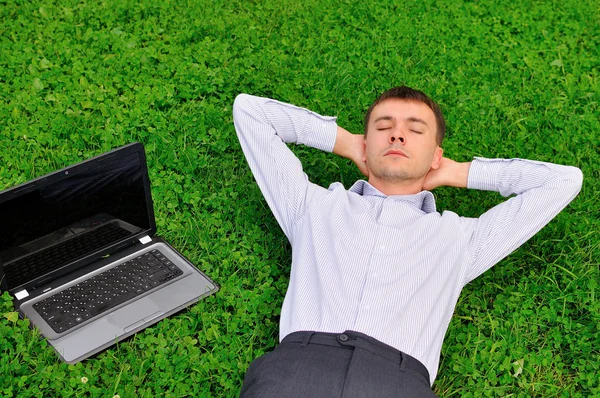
[232,86,582,397]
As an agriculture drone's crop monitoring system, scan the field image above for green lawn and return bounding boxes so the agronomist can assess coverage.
[1,0,599,396]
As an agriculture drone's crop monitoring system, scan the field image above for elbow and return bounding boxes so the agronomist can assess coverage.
[559,166,584,203]
[232,93,253,123]
[568,166,584,193]
[233,93,251,109]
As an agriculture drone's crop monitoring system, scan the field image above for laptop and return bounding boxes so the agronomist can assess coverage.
[0,142,219,363]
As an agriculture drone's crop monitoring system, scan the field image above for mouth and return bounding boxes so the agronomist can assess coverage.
[384,149,408,158]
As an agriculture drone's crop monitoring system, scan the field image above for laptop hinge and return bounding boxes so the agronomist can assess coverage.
[139,235,152,244]
[15,289,30,300]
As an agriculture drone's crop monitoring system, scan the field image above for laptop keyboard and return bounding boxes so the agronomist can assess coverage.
[33,249,183,334]
[5,223,131,288]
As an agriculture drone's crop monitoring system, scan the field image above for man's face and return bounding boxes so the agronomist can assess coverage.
[364,98,442,184]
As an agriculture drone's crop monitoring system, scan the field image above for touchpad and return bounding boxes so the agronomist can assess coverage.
[107,298,161,329]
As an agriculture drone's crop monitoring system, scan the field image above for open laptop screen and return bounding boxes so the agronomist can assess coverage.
[0,146,153,291]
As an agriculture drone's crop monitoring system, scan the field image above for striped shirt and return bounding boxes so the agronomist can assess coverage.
[232,93,583,384]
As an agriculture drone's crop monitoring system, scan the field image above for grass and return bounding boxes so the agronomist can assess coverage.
[1,0,599,396]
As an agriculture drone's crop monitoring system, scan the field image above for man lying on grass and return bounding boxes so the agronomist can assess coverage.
[232,86,582,397]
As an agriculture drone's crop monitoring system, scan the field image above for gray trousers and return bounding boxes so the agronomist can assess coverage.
[240,330,438,398]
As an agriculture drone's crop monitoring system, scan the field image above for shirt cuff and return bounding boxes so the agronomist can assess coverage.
[299,112,338,153]
[467,157,507,192]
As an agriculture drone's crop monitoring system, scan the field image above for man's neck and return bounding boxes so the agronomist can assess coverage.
[367,176,425,196]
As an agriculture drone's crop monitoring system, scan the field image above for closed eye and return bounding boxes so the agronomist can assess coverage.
[411,130,423,134]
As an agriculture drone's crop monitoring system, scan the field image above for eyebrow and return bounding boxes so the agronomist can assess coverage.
[406,117,428,126]
[373,116,394,123]
[373,116,429,127]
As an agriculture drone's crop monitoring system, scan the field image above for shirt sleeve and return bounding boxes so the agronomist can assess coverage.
[232,93,338,242]
[460,157,583,283]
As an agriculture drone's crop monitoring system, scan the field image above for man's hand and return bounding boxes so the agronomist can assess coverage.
[333,126,369,177]
[423,157,471,190]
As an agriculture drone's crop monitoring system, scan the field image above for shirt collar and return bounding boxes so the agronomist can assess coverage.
[348,180,437,214]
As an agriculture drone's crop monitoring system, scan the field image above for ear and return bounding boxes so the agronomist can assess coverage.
[430,146,443,170]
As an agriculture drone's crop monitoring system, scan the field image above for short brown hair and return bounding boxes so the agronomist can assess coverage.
[364,86,446,145]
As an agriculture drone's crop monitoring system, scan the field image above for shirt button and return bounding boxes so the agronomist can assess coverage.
[379,245,385,250]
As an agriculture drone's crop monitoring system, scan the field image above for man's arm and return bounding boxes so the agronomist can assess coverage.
[458,158,583,283]
[232,94,338,241]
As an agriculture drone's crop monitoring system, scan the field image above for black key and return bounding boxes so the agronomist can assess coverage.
[50,316,66,327]
[39,309,55,317]
[149,268,170,280]
[147,264,165,274]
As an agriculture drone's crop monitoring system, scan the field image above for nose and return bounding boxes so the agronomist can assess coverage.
[389,129,405,144]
